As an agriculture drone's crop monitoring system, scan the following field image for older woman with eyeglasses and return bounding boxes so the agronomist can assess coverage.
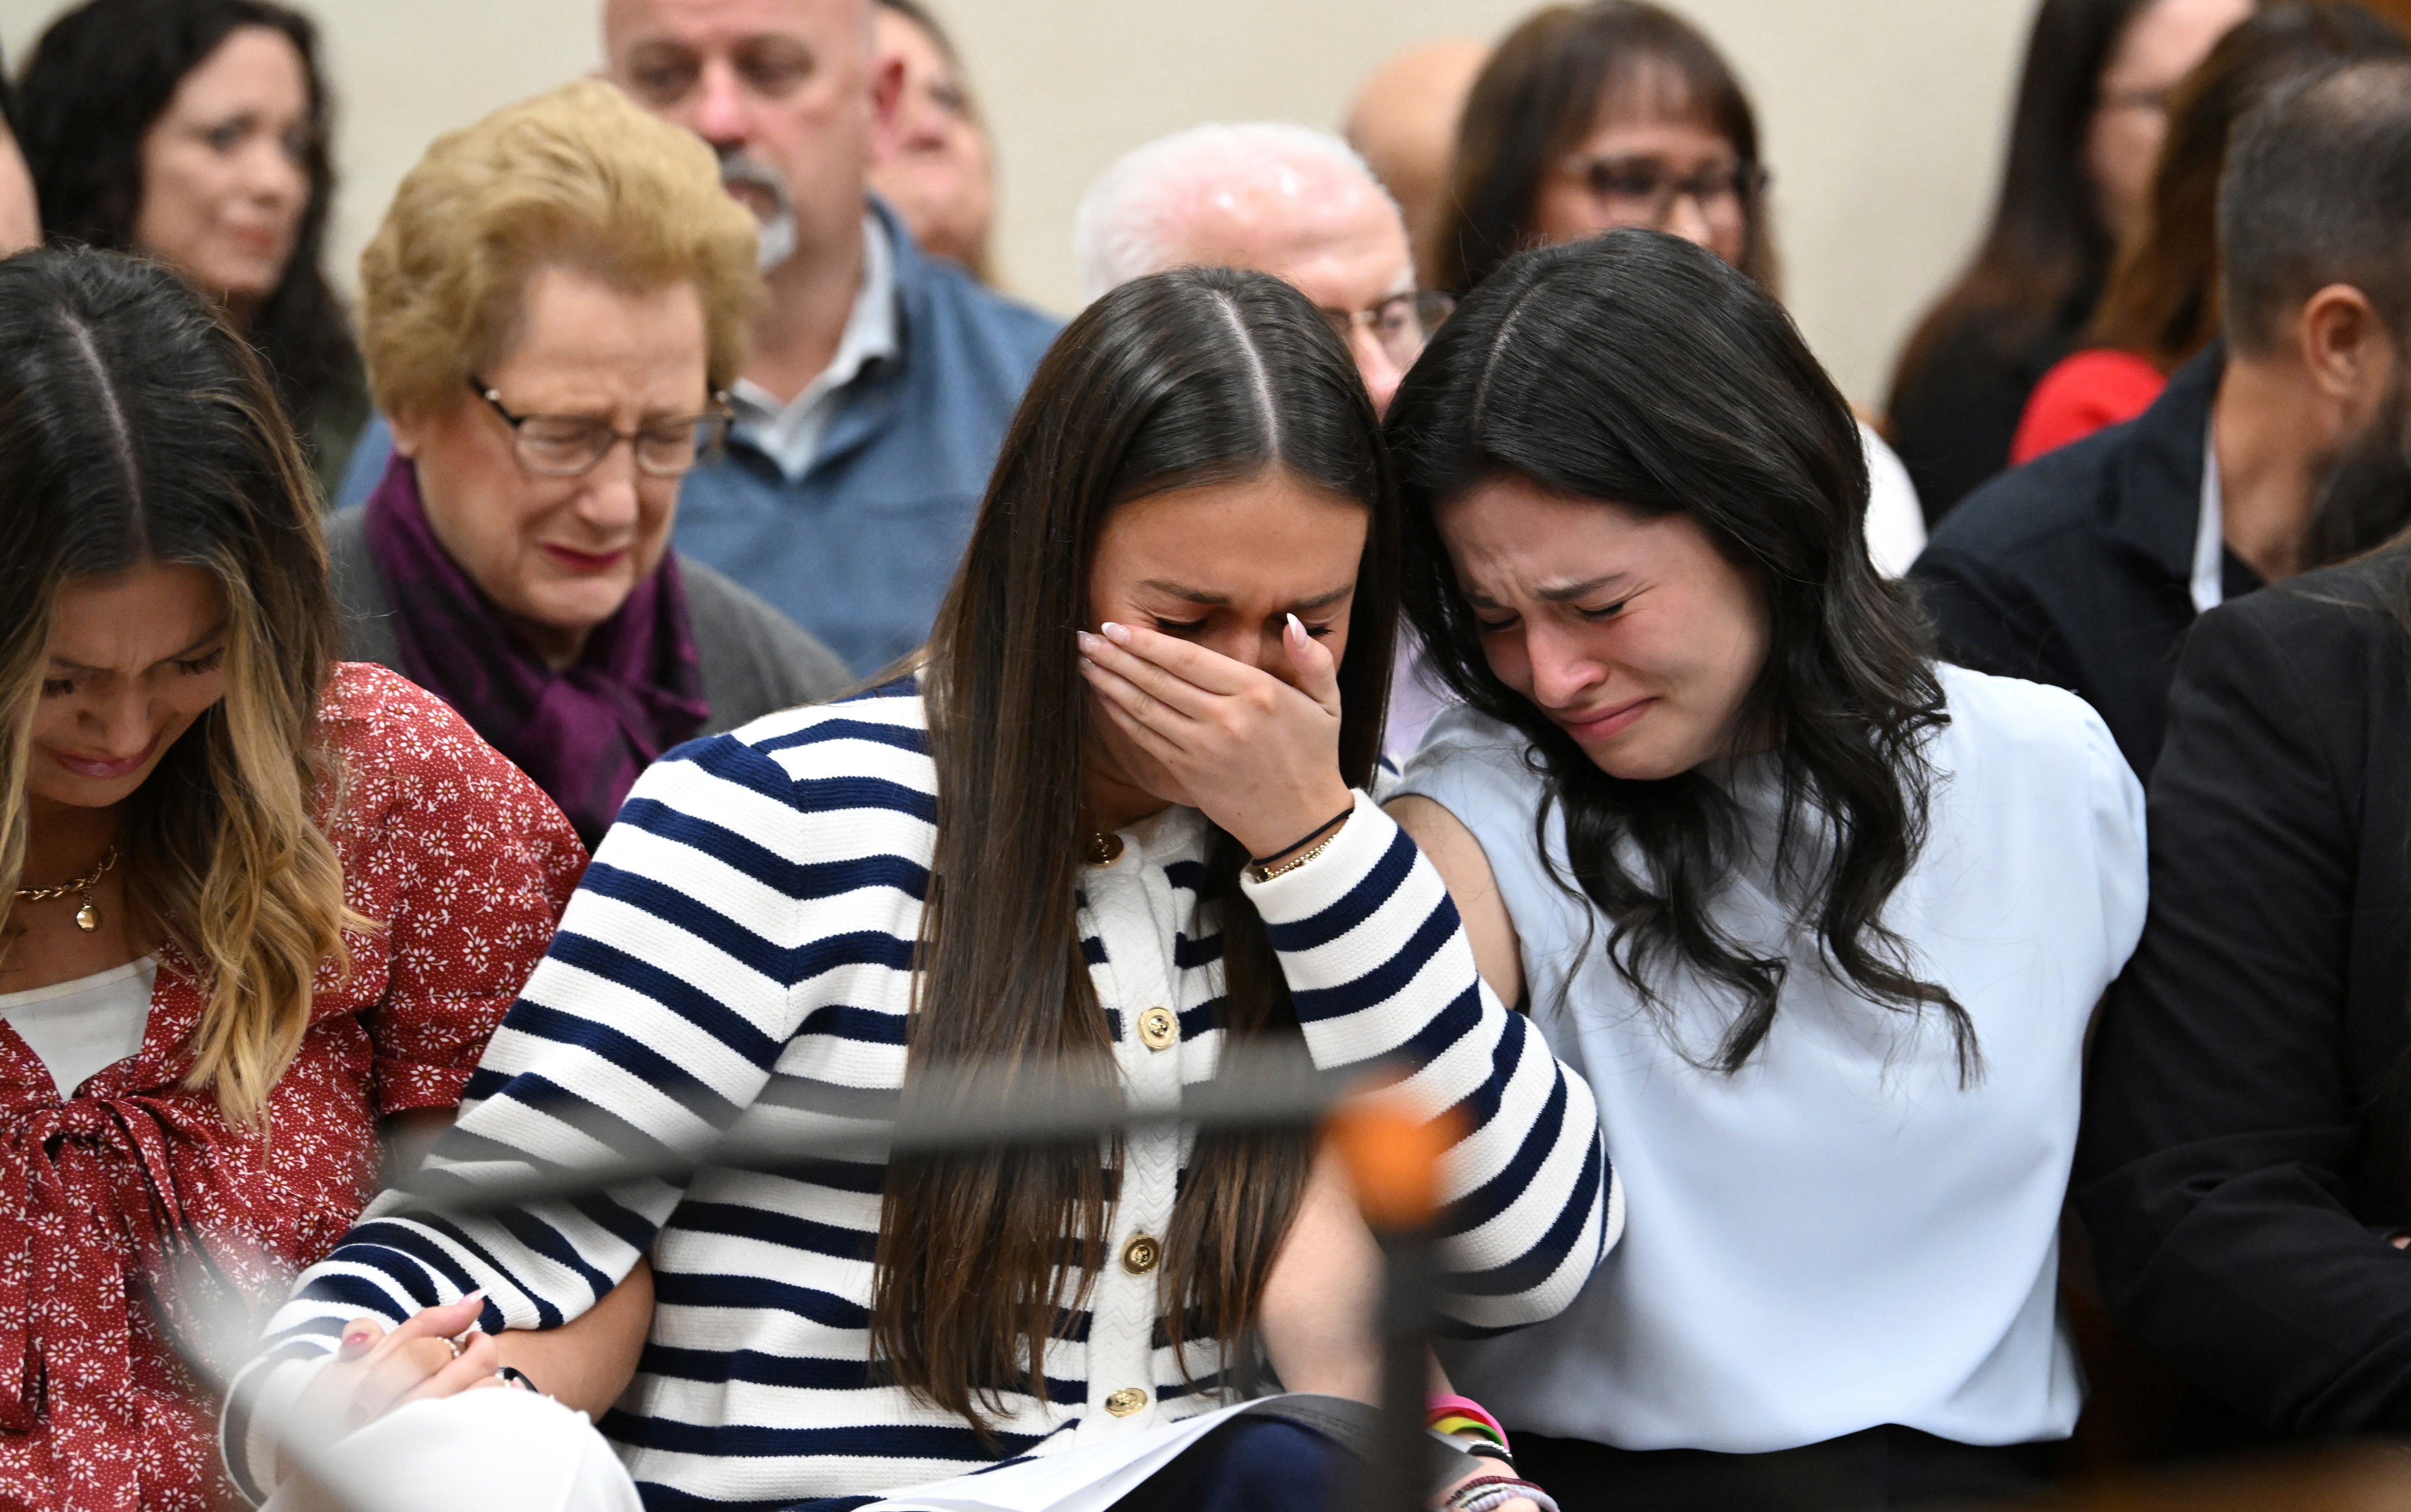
[333,80,848,846]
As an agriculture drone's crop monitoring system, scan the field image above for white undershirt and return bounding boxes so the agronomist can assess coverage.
[0,957,155,1098]
[728,214,900,482]
[2193,426,2226,614]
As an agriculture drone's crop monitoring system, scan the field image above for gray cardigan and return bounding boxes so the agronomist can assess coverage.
[324,506,851,740]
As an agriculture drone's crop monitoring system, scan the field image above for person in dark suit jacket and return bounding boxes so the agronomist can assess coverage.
[2076,540,2411,1439]
[1911,57,2411,777]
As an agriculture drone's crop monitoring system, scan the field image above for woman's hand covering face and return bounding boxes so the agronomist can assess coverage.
[1077,471,1368,851]
[1078,616,1354,860]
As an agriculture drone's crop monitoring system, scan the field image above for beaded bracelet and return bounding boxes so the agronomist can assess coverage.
[1247,820,1350,883]
[1247,802,1357,870]
[1427,1428,1516,1468]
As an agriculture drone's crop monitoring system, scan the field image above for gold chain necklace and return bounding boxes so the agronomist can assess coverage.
[14,846,117,933]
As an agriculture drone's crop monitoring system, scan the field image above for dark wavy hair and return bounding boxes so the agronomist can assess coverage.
[1438,1,1771,299]
[1389,230,1966,1076]
[17,0,362,469]
[873,265,1397,1424]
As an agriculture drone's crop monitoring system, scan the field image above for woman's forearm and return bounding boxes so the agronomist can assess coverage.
[1258,1143,1384,1403]
[492,1258,655,1416]
[1243,796,1614,1332]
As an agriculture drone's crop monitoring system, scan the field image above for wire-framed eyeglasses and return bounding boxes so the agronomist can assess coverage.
[470,376,733,478]
[1322,290,1458,369]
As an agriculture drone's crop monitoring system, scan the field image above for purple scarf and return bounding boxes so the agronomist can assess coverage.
[361,453,711,845]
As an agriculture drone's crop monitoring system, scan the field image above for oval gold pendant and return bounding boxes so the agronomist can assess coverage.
[74,903,98,933]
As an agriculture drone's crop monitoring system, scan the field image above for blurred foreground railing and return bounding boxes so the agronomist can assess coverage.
[158,1045,1456,1512]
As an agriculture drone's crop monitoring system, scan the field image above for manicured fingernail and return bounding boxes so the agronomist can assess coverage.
[337,1325,375,1359]
[462,1289,486,1307]
[1075,630,1101,651]
[1099,621,1130,644]
[1287,613,1304,637]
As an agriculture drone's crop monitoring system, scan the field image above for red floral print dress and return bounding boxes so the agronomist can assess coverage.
[0,664,585,1512]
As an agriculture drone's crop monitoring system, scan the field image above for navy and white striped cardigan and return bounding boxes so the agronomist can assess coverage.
[229,680,1616,1510]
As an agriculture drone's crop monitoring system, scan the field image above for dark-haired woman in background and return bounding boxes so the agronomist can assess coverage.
[0,246,585,1509]
[1438,0,1926,577]
[0,46,35,258]
[18,0,367,492]
[1887,0,2249,521]
[1386,230,2146,1510]
[229,266,1608,1512]
[2010,0,2406,464]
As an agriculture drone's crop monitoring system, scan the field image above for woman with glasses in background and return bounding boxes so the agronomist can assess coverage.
[1435,0,1928,577]
[333,80,848,850]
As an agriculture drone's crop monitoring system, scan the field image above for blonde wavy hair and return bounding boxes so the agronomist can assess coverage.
[0,248,362,1126]
[361,78,762,419]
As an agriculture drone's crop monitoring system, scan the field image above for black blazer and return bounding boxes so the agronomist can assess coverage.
[1911,347,2263,778]
[2076,547,2411,1436]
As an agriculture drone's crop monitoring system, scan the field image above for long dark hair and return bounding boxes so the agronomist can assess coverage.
[872,266,1397,1423]
[2088,1,2406,371]
[17,0,362,470]
[0,246,350,1123]
[1438,1,1771,298]
[1887,0,2175,418]
[1390,230,1965,1075]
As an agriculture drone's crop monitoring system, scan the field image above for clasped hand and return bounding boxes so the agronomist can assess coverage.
[289,1293,503,1446]
[1076,617,1356,862]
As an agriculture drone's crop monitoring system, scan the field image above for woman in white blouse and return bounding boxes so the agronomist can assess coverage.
[1383,229,2147,1511]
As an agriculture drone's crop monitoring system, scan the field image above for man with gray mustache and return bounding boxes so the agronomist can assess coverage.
[608,0,1056,674]
[336,0,1058,676]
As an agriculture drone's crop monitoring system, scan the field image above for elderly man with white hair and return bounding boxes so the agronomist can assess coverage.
[1076,122,1447,415]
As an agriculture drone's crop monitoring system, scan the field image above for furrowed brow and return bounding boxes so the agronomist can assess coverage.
[1289,585,1354,612]
[1534,573,1630,604]
[1138,579,1233,607]
[48,621,229,676]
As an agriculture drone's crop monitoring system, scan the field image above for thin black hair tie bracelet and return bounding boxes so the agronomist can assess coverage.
[1248,803,1357,869]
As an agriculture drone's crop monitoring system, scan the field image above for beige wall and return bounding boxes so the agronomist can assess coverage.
[0,0,2034,405]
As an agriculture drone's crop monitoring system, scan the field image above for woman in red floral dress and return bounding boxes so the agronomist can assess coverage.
[0,249,588,1509]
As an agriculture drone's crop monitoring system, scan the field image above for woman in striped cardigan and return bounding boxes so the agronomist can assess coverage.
[227,268,1614,1511]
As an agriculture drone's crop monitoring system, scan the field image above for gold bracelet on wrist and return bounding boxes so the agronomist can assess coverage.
[1249,819,1348,883]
